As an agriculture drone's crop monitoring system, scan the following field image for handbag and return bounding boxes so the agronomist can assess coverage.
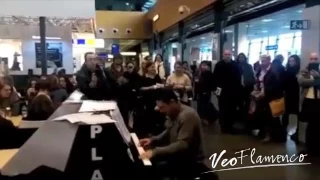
[269,97,285,117]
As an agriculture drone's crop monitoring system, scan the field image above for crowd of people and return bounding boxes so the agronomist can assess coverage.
[0,49,319,179]
[214,50,320,158]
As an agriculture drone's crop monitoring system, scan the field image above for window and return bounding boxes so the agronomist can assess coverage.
[249,39,262,64]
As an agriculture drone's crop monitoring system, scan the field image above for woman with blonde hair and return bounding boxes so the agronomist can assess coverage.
[139,56,151,76]
[154,54,166,80]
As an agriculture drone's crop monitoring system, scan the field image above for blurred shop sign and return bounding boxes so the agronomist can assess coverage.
[290,20,309,30]
[265,45,278,51]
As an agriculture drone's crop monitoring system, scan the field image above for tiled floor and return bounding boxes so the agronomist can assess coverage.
[201,122,320,180]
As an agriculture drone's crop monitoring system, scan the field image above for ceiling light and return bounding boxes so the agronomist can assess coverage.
[261,30,268,33]
[297,10,302,13]
[262,19,273,22]
[32,36,61,40]
[153,14,159,22]
[282,25,290,28]
[200,37,205,40]
[121,52,137,56]
[225,30,233,33]
[126,2,129,6]
[191,25,199,30]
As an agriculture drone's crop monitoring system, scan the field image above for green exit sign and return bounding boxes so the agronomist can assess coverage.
[290,20,309,30]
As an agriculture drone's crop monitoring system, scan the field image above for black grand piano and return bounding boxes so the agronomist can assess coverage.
[0,91,153,179]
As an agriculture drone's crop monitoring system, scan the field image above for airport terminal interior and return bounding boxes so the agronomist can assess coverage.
[0,0,320,179]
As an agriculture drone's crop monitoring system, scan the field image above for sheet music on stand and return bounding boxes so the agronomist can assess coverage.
[78,100,117,112]
[110,107,131,145]
[64,90,84,103]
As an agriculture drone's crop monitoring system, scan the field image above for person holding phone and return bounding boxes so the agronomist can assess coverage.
[298,52,320,157]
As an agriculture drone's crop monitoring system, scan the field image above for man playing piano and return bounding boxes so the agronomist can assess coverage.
[139,88,215,180]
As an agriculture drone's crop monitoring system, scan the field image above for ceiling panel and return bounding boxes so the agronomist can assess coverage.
[225,0,287,16]
[95,0,153,11]
[120,39,143,50]
[103,39,142,51]
[0,16,93,33]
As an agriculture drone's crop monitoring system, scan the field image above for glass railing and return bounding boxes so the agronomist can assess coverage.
[95,0,157,12]
[142,0,157,12]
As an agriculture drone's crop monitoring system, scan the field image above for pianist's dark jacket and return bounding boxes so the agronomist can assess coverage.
[76,64,116,100]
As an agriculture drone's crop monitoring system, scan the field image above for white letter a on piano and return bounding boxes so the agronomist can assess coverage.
[91,169,103,180]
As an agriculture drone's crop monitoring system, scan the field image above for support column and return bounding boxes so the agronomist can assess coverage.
[238,22,250,57]
[234,24,239,57]
[159,32,164,56]
[213,0,224,61]
[39,16,47,75]
[178,21,184,62]
[301,3,320,68]
[223,30,234,54]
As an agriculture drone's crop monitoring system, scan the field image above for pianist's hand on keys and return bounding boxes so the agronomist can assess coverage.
[139,138,152,147]
[139,150,153,159]
[139,138,153,159]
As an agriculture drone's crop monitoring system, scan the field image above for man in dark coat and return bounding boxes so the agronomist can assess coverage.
[213,50,242,134]
[76,52,115,100]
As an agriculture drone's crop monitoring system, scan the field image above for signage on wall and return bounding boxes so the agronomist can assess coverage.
[290,20,309,30]
[73,39,105,48]
[35,43,63,68]
[111,44,120,55]
[265,45,278,51]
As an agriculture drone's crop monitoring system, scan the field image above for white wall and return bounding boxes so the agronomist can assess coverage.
[0,25,73,75]
[72,33,96,73]
[301,5,320,68]
[0,0,95,18]
[72,33,95,39]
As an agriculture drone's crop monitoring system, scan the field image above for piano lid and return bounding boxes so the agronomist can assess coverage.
[1,121,78,176]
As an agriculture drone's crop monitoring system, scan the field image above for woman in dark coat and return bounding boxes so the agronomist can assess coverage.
[236,53,256,131]
[282,55,300,141]
[195,61,217,124]
[123,61,141,118]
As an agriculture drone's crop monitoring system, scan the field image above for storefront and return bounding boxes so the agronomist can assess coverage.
[184,32,214,63]
[224,4,304,65]
[0,25,73,75]
[0,39,23,73]
[153,1,305,72]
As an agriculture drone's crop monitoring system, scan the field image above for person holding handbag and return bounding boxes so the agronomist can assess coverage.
[298,52,320,157]
[253,55,285,143]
